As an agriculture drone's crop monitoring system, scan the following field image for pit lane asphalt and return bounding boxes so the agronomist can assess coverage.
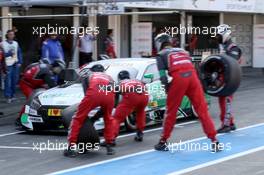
[0,68,264,175]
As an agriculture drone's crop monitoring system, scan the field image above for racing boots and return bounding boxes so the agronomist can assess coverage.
[217,124,236,133]
[106,144,115,155]
[211,141,222,152]
[100,141,116,155]
[134,131,144,142]
[230,124,237,131]
[15,118,24,131]
[100,140,116,147]
[154,140,169,151]
[63,146,79,158]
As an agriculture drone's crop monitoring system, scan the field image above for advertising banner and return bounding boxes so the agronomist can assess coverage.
[123,0,264,13]
[253,24,264,67]
[131,22,152,58]
[184,0,256,13]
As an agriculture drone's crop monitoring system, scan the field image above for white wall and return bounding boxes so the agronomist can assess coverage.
[224,13,253,66]
[108,16,121,58]
[1,7,12,37]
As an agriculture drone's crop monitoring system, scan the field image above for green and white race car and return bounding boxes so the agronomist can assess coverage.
[20,58,210,131]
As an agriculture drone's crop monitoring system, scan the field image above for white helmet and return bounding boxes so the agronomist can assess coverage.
[98,54,110,60]
[217,24,231,43]
[154,33,173,51]
[40,58,51,65]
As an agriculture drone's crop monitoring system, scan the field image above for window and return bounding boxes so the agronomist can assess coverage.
[142,63,160,82]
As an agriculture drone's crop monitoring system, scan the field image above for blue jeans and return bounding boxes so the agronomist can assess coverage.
[4,65,18,98]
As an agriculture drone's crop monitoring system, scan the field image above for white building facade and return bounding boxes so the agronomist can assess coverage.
[1,0,264,67]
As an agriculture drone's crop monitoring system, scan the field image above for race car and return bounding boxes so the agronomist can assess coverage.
[19,58,210,131]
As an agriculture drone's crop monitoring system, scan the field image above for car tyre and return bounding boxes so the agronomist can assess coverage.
[191,105,198,118]
[62,104,100,149]
[200,54,241,97]
[125,113,137,131]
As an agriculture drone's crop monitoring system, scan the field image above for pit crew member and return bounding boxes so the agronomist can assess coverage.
[64,64,116,157]
[216,24,242,133]
[154,33,220,152]
[19,59,66,99]
[16,59,66,127]
[101,70,149,146]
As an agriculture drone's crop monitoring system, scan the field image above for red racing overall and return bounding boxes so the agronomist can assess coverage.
[19,63,56,99]
[157,48,217,142]
[113,79,149,137]
[68,72,115,144]
[219,40,242,127]
[17,63,57,122]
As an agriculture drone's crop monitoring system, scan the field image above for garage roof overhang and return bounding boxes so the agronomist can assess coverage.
[0,0,167,7]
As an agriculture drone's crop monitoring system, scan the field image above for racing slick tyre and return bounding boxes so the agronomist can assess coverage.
[125,113,137,131]
[124,111,160,131]
[62,105,100,149]
[200,54,241,97]
[191,105,198,118]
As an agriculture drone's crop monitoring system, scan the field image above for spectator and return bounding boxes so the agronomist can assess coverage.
[12,26,19,41]
[104,29,116,58]
[38,33,49,58]
[41,32,64,64]
[78,31,96,67]
[152,27,157,57]
[172,36,180,48]
[1,30,23,103]
[188,34,198,55]
[0,32,5,89]
[0,42,5,74]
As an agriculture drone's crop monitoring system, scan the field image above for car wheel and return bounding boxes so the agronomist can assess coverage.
[61,103,79,123]
[125,113,137,131]
[200,54,241,97]
[191,105,198,118]
[62,104,100,149]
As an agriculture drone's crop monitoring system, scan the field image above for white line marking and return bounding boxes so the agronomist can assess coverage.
[255,169,264,175]
[98,120,197,142]
[49,149,156,175]
[0,131,25,137]
[50,122,264,175]
[167,146,264,175]
[117,121,197,139]
[0,121,197,150]
[0,145,66,151]
[0,146,33,149]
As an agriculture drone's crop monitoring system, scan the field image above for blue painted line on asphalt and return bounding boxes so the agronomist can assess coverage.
[54,123,264,175]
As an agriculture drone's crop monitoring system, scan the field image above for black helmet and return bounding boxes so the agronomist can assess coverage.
[52,59,66,70]
[90,64,105,72]
[40,58,50,65]
[98,54,110,60]
[154,33,172,51]
[118,70,130,80]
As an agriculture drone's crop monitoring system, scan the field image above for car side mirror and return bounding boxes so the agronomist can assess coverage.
[64,68,79,81]
[143,73,154,83]
[144,73,154,79]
